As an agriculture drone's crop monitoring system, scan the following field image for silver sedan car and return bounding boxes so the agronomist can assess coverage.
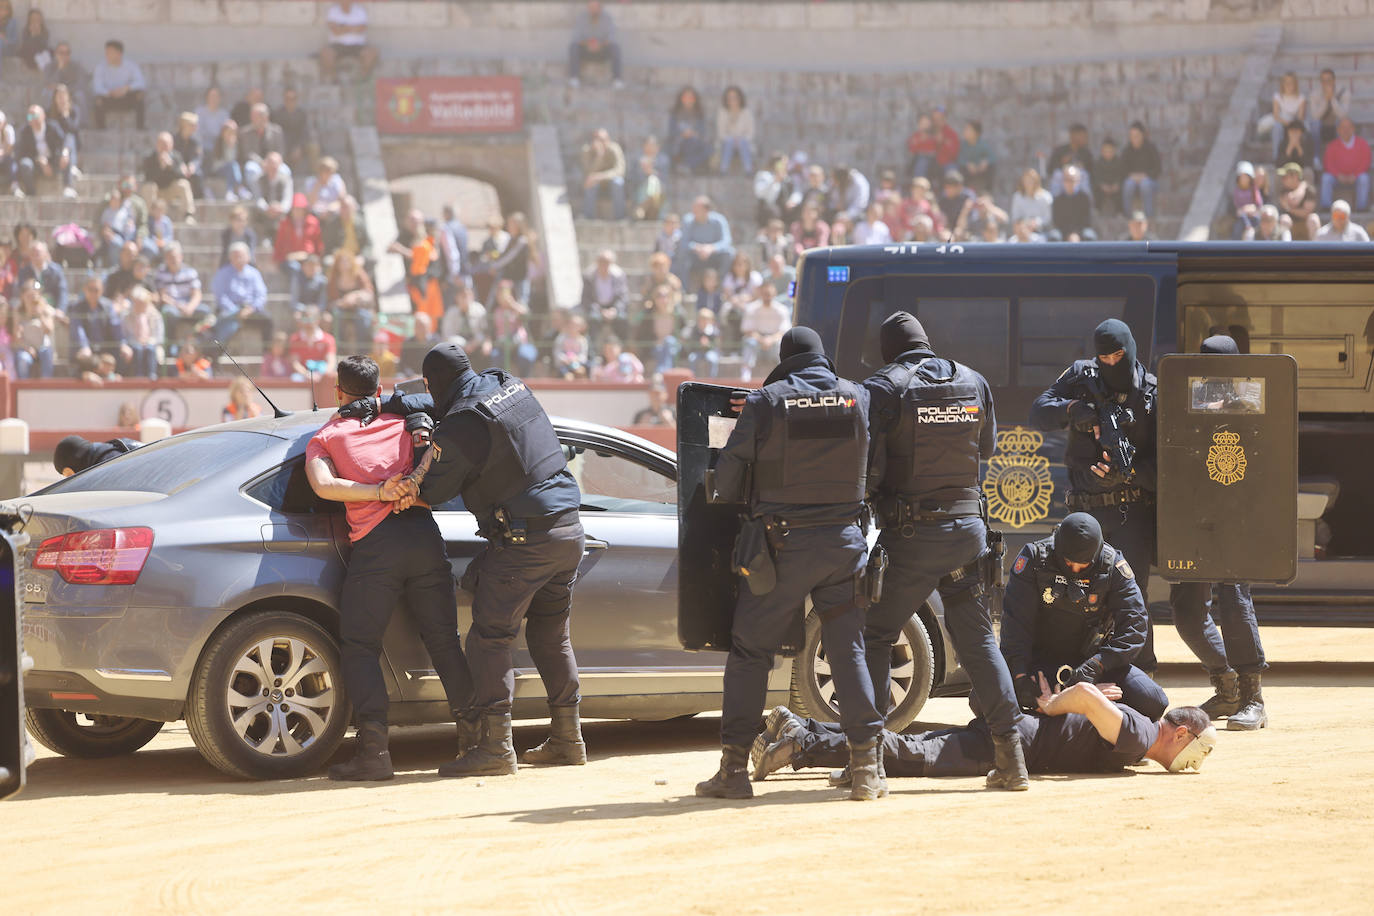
[19,411,964,779]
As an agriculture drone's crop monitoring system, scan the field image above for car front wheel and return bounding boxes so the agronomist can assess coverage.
[789,610,935,733]
[25,708,164,758]
[186,611,349,779]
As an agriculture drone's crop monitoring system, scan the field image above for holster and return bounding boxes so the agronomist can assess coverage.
[860,545,888,606]
[732,516,778,595]
[873,493,914,537]
[984,528,1007,590]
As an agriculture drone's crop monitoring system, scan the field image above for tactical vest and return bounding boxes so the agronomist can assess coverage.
[1023,539,1116,664]
[877,357,985,502]
[450,370,566,522]
[752,378,868,508]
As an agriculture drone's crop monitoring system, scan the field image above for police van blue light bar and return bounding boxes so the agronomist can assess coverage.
[827,266,849,283]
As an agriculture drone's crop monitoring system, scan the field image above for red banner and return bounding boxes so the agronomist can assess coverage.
[375,76,523,135]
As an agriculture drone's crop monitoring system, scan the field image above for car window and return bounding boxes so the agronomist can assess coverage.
[244,457,342,514]
[566,446,675,514]
[38,431,277,496]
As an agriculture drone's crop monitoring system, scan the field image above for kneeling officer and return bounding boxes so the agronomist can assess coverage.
[697,327,884,801]
[401,343,587,777]
[1001,512,1168,720]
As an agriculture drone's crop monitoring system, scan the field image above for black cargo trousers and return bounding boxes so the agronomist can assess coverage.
[339,507,474,725]
[464,520,585,714]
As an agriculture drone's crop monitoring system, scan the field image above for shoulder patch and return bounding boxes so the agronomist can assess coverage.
[1115,556,1134,579]
[1013,554,1028,575]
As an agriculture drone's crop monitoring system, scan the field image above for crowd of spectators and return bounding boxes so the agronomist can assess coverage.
[562,97,1176,382]
[0,16,373,382]
[1232,69,1372,242]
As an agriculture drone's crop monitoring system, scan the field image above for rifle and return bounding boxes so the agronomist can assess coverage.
[1081,366,1137,482]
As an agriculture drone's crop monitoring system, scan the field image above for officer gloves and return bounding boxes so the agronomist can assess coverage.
[405,412,435,448]
[1067,399,1098,432]
[1015,675,1040,711]
[1065,657,1104,686]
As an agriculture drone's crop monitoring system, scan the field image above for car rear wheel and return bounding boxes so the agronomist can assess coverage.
[186,611,349,780]
[789,610,935,733]
[24,708,164,758]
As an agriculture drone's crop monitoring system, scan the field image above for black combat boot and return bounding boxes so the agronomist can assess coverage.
[696,745,753,799]
[986,732,1029,791]
[751,706,802,770]
[455,712,482,756]
[1228,673,1268,730]
[752,716,807,781]
[848,739,886,801]
[438,713,518,777]
[522,705,587,765]
[328,721,394,782]
[1199,669,1242,720]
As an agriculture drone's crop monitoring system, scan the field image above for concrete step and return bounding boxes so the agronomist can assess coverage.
[0,195,254,228]
[574,219,664,248]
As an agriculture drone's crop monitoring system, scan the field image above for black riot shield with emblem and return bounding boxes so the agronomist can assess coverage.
[1157,354,1298,583]
[677,382,745,651]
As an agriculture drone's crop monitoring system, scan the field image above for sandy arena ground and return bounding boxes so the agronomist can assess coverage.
[4,626,1374,915]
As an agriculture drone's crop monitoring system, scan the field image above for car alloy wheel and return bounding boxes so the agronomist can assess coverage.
[187,611,349,779]
[790,611,935,733]
[227,636,337,757]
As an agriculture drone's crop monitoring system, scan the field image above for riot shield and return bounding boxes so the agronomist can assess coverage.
[1157,354,1297,584]
[1,525,30,800]
[677,382,744,651]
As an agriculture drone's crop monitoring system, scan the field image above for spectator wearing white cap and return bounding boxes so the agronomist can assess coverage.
[1315,200,1370,242]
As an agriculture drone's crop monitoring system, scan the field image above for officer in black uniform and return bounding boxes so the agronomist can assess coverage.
[862,311,1028,791]
[400,343,587,778]
[1030,318,1159,672]
[752,684,1214,781]
[697,327,884,801]
[1169,334,1268,731]
[52,435,139,476]
[1001,512,1168,720]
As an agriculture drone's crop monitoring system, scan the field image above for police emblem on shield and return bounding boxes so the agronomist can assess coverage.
[1206,429,1247,486]
[983,427,1054,528]
[388,84,422,125]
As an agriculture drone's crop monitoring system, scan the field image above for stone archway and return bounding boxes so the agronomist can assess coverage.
[388,173,503,254]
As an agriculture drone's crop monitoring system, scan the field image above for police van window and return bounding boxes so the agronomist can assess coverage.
[1018,298,1126,388]
[565,446,675,514]
[855,293,1010,386]
[916,299,1010,386]
[1184,301,1372,392]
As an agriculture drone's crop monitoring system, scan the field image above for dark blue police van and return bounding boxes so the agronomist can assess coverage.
[793,241,1374,626]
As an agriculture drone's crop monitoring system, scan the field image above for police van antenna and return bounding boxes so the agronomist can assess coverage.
[212,338,290,419]
[308,366,318,411]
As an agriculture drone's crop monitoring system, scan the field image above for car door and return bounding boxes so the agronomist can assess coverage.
[382,428,724,708]
[557,431,729,709]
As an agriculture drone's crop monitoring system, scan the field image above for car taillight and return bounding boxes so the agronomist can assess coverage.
[32,527,154,585]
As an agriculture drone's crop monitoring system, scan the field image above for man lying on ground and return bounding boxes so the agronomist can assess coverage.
[752,674,1215,782]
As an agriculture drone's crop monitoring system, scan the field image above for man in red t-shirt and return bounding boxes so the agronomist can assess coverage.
[306,354,472,781]
[288,306,337,379]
